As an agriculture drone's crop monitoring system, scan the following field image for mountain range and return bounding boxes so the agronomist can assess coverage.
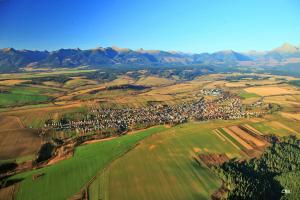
[0,43,300,73]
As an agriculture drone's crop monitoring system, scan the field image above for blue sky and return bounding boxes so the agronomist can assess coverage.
[0,0,299,53]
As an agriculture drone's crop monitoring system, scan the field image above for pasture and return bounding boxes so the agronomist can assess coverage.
[88,121,244,200]
[10,126,167,200]
[0,86,50,107]
[239,91,260,99]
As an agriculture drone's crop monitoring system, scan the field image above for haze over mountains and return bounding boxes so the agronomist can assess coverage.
[0,43,300,73]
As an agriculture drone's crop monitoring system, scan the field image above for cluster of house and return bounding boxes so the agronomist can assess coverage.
[199,89,222,96]
[43,92,263,135]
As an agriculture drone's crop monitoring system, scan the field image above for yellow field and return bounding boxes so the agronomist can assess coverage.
[0,79,29,86]
[64,78,98,89]
[264,95,300,107]
[135,76,175,86]
[245,85,300,96]
[105,75,135,86]
[281,112,300,121]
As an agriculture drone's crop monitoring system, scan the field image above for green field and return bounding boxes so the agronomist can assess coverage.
[248,114,300,137]
[11,126,167,200]
[239,91,260,99]
[288,80,300,87]
[0,86,55,107]
[89,121,243,200]
[0,69,96,80]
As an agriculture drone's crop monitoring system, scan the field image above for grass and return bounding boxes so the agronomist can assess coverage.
[16,155,36,164]
[11,126,167,200]
[288,80,300,87]
[239,91,260,99]
[0,86,52,107]
[0,69,96,80]
[249,120,297,137]
[89,122,242,200]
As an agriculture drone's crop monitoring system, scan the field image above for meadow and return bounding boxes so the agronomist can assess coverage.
[88,121,244,200]
[10,126,167,200]
[0,86,50,107]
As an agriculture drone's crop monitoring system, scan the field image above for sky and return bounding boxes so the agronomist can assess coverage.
[0,0,299,53]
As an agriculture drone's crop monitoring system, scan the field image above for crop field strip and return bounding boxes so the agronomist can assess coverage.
[242,124,264,135]
[212,129,241,151]
[221,128,253,150]
[227,126,266,147]
[248,117,300,137]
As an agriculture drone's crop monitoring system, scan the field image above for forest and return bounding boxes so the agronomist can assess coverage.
[212,135,300,200]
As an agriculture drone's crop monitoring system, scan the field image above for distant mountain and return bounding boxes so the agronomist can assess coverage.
[244,43,300,63]
[1,43,300,72]
[273,43,300,54]
[0,48,48,72]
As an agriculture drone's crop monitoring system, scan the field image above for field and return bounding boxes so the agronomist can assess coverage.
[239,91,260,99]
[10,126,167,200]
[135,76,176,86]
[0,86,51,107]
[88,115,300,200]
[0,116,42,160]
[244,85,300,96]
[88,121,246,200]
[1,71,300,199]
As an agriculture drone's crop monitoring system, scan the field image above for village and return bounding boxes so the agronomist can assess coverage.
[43,91,263,136]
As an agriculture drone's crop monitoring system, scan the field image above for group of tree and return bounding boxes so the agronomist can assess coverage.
[211,135,300,200]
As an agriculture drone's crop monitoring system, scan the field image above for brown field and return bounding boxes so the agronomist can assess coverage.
[222,127,253,150]
[0,128,42,160]
[0,116,24,129]
[244,86,300,96]
[0,184,17,200]
[228,126,266,147]
[198,153,229,166]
